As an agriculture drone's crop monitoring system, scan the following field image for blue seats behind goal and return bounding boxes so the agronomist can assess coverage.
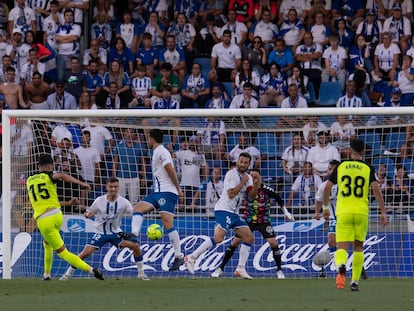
[384,131,406,153]
[317,82,342,106]
[359,132,383,157]
[193,57,211,78]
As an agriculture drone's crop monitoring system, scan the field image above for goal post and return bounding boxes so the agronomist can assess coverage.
[2,107,414,279]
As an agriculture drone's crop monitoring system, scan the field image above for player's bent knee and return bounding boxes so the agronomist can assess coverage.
[55,245,66,253]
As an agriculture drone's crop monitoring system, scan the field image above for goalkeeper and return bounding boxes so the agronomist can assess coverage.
[211,169,295,279]
[26,154,104,281]
[60,177,148,281]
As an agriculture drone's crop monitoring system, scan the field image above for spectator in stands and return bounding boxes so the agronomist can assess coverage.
[333,17,355,51]
[205,83,229,109]
[302,115,329,147]
[249,8,278,54]
[24,30,51,62]
[307,130,341,179]
[181,62,210,109]
[159,34,186,83]
[50,122,73,149]
[287,65,312,105]
[168,12,196,74]
[8,0,36,35]
[355,9,383,49]
[278,8,306,51]
[280,83,308,108]
[197,115,227,159]
[375,163,392,200]
[108,37,134,77]
[373,32,401,82]
[336,80,363,107]
[308,12,330,47]
[365,0,387,22]
[24,71,51,109]
[400,117,414,159]
[196,13,220,58]
[129,64,152,108]
[7,28,30,75]
[136,32,159,79]
[285,161,323,215]
[350,68,371,107]
[100,59,132,108]
[143,0,169,26]
[90,10,112,51]
[267,38,294,77]
[228,0,255,29]
[82,38,107,75]
[92,0,115,23]
[46,79,77,109]
[174,135,209,211]
[0,67,28,109]
[219,9,248,50]
[116,9,140,54]
[55,9,81,81]
[233,59,260,98]
[205,166,224,216]
[98,81,120,109]
[391,54,414,106]
[43,0,64,52]
[209,29,242,83]
[10,118,33,176]
[59,0,89,26]
[141,11,166,51]
[198,0,225,24]
[112,127,146,205]
[278,0,307,24]
[83,59,103,105]
[229,82,259,109]
[305,0,332,30]
[331,0,365,30]
[254,0,277,22]
[383,3,411,54]
[259,62,286,107]
[174,0,200,25]
[78,90,97,110]
[388,165,411,207]
[294,32,323,98]
[349,34,375,77]
[281,132,309,183]
[63,56,85,103]
[388,0,412,19]
[144,84,181,147]
[226,133,261,170]
[20,47,45,85]
[151,62,181,102]
[74,129,101,202]
[330,115,357,159]
[322,34,348,91]
[244,35,267,77]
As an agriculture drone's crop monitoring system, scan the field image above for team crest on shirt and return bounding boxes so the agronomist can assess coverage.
[158,198,166,206]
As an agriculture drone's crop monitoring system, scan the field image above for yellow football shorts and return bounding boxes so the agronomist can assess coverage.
[336,213,369,243]
[36,209,65,250]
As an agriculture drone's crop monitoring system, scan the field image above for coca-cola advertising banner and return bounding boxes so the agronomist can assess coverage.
[1,216,414,278]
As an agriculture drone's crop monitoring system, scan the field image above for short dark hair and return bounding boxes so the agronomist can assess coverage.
[107,176,119,184]
[238,152,251,161]
[38,153,53,166]
[350,139,365,153]
[149,129,163,143]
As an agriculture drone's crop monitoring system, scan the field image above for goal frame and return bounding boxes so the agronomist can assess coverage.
[2,106,413,279]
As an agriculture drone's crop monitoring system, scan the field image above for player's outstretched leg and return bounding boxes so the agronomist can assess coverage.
[57,248,104,280]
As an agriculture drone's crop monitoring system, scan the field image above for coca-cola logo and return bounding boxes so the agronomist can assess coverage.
[101,234,387,273]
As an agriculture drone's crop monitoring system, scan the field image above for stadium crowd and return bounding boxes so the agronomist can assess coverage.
[1,0,414,229]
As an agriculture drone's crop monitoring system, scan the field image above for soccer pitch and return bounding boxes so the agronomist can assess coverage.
[1,278,413,311]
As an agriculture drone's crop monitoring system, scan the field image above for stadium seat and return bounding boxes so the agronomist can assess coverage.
[401,159,414,175]
[359,132,383,157]
[371,157,395,179]
[259,115,280,129]
[317,82,342,106]
[384,132,406,153]
[226,132,241,150]
[307,81,316,104]
[193,57,211,78]
[257,132,278,159]
[261,158,279,182]
[222,82,234,98]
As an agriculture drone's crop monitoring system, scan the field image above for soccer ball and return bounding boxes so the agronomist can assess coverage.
[146,224,164,240]
[312,250,331,266]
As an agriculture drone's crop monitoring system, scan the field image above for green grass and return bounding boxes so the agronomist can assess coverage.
[1,278,413,311]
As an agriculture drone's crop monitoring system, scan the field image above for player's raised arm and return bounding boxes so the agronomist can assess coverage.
[53,172,91,192]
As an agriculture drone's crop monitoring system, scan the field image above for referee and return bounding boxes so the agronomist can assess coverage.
[323,139,387,291]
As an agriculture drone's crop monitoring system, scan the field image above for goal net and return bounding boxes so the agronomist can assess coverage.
[1,108,414,279]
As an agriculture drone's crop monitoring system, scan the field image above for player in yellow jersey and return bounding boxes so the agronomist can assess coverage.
[26,153,105,280]
[323,139,387,291]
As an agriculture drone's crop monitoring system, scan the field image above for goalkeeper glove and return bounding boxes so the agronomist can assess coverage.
[282,206,295,222]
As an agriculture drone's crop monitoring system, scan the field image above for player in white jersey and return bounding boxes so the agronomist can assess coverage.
[59,177,148,280]
[184,153,261,278]
[131,129,185,271]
